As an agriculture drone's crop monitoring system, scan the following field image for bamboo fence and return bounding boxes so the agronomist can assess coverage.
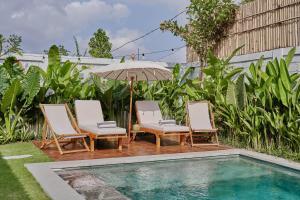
[187,0,300,62]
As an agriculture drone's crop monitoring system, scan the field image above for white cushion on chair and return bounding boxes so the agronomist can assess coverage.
[80,124,126,136]
[141,123,189,133]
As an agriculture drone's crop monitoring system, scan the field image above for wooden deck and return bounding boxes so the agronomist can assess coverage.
[34,135,230,161]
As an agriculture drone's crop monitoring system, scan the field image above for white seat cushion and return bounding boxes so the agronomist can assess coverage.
[80,124,126,136]
[141,123,189,133]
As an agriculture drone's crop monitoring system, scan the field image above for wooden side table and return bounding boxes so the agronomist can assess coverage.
[130,130,145,142]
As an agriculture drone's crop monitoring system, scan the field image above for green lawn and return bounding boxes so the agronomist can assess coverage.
[0,142,52,200]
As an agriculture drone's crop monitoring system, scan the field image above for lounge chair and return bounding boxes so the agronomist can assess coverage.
[40,104,90,155]
[135,101,189,147]
[74,100,127,151]
[186,101,219,146]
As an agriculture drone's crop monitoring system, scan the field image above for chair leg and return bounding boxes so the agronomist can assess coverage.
[189,131,194,147]
[118,138,123,151]
[214,132,219,145]
[53,135,64,155]
[156,135,161,148]
[40,121,47,149]
[82,138,90,151]
[90,137,95,152]
[180,135,186,146]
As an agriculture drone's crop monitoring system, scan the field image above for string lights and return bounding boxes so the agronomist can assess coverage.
[112,9,186,53]
[113,45,186,59]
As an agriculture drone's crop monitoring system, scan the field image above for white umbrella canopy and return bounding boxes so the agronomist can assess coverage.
[91,61,172,81]
[91,60,172,142]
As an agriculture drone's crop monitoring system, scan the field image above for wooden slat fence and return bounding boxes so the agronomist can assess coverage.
[187,0,300,62]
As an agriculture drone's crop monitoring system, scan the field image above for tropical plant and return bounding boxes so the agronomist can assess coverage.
[201,47,244,105]
[217,48,300,153]
[160,0,236,79]
[44,45,70,56]
[88,28,113,58]
[0,56,24,96]
[38,45,95,104]
[92,76,129,127]
[0,63,40,144]
[139,64,201,123]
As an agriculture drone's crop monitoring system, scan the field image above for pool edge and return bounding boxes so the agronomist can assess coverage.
[25,149,300,200]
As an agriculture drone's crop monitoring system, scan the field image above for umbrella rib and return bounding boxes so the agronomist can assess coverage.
[115,69,124,80]
[104,71,114,79]
[144,68,158,81]
[142,69,149,82]
[155,69,169,80]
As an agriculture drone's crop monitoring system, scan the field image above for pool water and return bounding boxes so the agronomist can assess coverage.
[63,156,300,200]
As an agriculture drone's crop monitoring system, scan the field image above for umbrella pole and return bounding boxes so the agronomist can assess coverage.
[128,77,134,142]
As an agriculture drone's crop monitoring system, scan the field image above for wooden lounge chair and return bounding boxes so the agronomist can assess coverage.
[40,104,90,155]
[186,101,219,146]
[135,101,189,148]
[74,100,127,151]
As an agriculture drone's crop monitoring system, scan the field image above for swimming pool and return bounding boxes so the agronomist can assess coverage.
[58,155,300,200]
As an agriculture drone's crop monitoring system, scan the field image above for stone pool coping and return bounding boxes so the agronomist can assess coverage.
[26,149,300,200]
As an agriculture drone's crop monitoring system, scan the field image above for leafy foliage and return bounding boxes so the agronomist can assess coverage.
[88,28,113,58]
[0,45,95,144]
[39,45,95,104]
[142,65,201,123]
[0,34,23,57]
[160,0,236,78]
[216,48,300,153]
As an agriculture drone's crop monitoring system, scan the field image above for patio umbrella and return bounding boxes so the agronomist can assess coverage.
[91,61,172,139]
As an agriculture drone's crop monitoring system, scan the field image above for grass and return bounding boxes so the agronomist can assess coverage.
[0,142,52,200]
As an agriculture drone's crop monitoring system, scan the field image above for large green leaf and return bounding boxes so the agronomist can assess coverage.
[172,64,180,80]
[48,45,61,67]
[249,63,257,82]
[224,67,243,80]
[279,59,291,91]
[224,45,244,64]
[226,82,237,106]
[207,49,219,65]
[22,67,41,105]
[266,61,277,77]
[292,83,300,105]
[1,79,21,113]
[179,67,194,85]
[47,45,60,78]
[285,47,296,67]
[278,79,288,106]
[235,74,247,110]
[290,73,300,83]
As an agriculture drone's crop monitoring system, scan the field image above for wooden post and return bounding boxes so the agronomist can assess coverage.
[128,76,134,142]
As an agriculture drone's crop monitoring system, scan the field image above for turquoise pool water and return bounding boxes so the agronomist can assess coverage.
[63,156,300,199]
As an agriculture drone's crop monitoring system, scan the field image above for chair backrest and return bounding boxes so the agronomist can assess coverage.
[41,104,77,135]
[135,101,163,124]
[187,102,213,130]
[75,100,104,127]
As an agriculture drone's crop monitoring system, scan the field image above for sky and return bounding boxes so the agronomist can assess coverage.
[0,0,190,63]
